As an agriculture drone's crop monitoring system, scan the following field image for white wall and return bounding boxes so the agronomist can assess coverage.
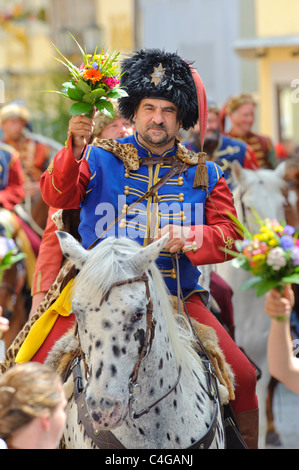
[139,0,242,108]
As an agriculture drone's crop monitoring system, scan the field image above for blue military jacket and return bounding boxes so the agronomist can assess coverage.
[184,135,248,188]
[79,133,223,300]
[0,144,14,190]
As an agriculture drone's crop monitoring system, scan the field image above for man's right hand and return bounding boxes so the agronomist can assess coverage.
[68,113,95,160]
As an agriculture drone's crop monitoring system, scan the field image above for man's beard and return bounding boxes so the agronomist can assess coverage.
[142,124,172,147]
[203,130,220,156]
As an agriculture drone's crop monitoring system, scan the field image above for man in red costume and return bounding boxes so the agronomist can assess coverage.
[30,102,134,315]
[0,143,25,210]
[0,103,50,201]
[40,49,259,447]
[220,93,277,169]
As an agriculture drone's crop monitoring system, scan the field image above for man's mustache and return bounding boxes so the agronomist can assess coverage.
[147,123,167,130]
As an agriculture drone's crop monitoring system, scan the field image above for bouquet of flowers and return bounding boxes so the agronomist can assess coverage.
[0,232,25,282]
[46,33,128,118]
[225,213,299,298]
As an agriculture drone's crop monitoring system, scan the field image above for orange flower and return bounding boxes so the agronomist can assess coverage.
[83,68,103,84]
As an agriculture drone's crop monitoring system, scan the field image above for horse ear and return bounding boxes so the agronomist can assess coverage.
[274,161,286,179]
[131,233,170,273]
[56,231,89,269]
[231,160,244,184]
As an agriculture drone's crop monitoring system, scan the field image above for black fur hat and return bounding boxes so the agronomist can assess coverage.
[118,49,200,130]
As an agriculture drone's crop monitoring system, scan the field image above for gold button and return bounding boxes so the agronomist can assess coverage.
[182,241,197,253]
[171,269,176,279]
[178,193,184,202]
[125,172,130,178]
[122,204,129,214]
[119,219,126,229]
[180,211,187,222]
[124,185,130,195]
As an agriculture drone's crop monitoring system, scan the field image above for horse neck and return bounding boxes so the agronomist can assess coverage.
[285,186,299,230]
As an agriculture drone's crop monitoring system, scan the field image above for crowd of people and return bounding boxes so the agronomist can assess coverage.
[0,47,298,450]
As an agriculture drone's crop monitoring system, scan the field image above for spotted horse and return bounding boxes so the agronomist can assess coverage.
[44,232,234,449]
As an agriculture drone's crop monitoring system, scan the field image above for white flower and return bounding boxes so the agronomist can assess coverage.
[266,247,287,271]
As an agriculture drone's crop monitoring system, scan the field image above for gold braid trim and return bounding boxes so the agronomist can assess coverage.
[215,225,235,261]
[93,139,209,189]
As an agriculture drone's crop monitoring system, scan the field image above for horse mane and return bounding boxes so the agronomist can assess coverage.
[234,167,286,195]
[74,237,202,373]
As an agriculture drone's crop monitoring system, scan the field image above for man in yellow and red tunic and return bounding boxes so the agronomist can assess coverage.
[40,49,259,447]
[220,93,277,169]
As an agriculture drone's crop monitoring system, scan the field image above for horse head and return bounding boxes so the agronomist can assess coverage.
[231,161,287,232]
[57,231,171,430]
[56,231,225,449]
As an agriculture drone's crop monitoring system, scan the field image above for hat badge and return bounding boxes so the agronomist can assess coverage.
[150,63,166,86]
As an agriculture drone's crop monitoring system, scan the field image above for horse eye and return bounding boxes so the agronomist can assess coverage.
[132,311,143,322]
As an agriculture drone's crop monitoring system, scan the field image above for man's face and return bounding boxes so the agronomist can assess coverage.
[1,117,26,142]
[191,111,220,154]
[230,102,255,134]
[205,111,220,141]
[133,99,181,153]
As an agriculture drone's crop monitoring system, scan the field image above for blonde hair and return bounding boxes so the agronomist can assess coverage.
[226,93,256,114]
[0,363,63,441]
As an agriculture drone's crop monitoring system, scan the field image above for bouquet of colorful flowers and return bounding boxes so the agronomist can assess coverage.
[0,232,25,282]
[46,34,128,118]
[225,213,299,298]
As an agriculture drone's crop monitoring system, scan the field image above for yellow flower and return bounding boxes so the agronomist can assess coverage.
[252,254,267,263]
[268,239,278,247]
[253,234,263,241]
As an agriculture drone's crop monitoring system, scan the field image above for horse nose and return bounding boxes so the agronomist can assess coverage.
[86,396,124,428]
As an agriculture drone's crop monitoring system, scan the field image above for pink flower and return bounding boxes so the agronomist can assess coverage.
[102,76,120,89]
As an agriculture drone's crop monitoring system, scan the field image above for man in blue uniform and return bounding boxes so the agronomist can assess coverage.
[41,49,259,447]
[183,102,258,189]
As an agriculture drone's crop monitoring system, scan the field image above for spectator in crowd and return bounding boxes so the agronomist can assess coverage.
[0,362,67,449]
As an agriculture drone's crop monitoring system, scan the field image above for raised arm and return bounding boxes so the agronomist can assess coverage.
[40,115,94,209]
[265,286,299,394]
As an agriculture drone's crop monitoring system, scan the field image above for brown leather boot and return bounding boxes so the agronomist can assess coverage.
[236,409,259,449]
